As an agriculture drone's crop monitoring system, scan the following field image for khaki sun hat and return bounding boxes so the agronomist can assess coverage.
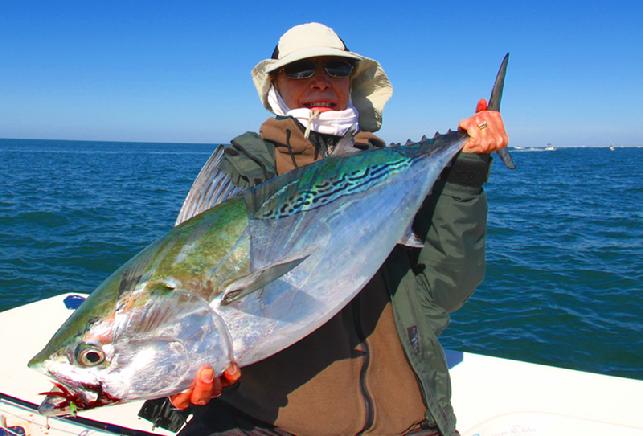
[251,22,393,132]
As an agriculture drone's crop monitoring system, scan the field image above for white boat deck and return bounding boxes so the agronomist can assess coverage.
[450,352,642,435]
[1,294,642,435]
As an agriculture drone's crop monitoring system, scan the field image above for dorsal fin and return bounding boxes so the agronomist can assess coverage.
[175,146,243,226]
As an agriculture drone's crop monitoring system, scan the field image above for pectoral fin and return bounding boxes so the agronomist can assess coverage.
[221,256,308,305]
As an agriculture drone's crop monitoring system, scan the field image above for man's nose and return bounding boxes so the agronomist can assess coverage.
[310,67,331,89]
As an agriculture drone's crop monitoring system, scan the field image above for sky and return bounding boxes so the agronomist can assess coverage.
[1,0,642,147]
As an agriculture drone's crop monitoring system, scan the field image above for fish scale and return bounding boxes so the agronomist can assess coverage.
[253,148,416,219]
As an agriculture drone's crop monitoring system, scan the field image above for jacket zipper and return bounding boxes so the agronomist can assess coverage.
[353,296,374,433]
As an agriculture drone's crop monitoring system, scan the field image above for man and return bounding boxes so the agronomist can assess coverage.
[143,22,507,435]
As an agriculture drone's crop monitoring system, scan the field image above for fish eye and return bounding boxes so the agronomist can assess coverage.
[75,344,106,367]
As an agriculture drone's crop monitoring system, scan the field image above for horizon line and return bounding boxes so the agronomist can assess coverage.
[1,137,641,148]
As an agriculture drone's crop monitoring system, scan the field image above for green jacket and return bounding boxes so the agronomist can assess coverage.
[222,130,489,435]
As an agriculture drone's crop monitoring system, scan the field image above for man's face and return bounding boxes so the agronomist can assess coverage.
[274,56,352,112]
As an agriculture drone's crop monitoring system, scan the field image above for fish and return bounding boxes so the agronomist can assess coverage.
[27,131,465,415]
[29,56,509,416]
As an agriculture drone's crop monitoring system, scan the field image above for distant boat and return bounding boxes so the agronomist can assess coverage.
[544,143,556,151]
[609,145,616,151]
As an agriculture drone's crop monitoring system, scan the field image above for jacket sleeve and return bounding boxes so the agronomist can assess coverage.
[409,152,489,332]
[220,132,276,188]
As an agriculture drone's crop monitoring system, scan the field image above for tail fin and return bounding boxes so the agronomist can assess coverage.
[488,53,516,170]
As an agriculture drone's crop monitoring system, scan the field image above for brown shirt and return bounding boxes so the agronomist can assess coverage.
[223,272,426,435]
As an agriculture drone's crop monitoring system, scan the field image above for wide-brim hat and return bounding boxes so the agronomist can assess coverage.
[251,22,393,132]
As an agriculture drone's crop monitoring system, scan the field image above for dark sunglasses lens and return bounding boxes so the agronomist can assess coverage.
[284,61,316,79]
[325,61,354,78]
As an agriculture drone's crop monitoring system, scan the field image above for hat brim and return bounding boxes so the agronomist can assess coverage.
[251,49,392,132]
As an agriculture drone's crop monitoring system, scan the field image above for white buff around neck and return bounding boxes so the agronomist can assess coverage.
[267,85,360,137]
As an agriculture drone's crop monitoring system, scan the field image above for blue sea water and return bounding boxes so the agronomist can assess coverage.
[1,139,641,380]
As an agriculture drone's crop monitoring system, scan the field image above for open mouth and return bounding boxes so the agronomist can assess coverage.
[303,102,337,111]
[38,381,119,416]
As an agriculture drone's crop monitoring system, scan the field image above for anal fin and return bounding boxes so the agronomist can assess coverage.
[399,225,424,248]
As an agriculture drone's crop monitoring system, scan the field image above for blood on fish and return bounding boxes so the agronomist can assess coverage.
[39,381,120,412]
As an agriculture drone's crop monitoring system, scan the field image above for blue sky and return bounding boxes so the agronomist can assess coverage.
[1,1,641,146]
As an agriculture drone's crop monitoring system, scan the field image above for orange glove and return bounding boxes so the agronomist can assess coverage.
[475,98,488,113]
[459,98,509,153]
[169,363,241,410]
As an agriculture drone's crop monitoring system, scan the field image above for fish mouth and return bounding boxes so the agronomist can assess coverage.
[38,381,120,416]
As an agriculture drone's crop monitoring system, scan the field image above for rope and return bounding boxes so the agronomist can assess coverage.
[303,109,321,139]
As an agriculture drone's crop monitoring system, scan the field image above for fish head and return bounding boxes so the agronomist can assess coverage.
[29,285,231,416]
[30,223,237,416]
[29,303,193,415]
[31,333,194,416]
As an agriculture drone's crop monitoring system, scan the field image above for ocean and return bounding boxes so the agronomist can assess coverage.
[1,139,641,380]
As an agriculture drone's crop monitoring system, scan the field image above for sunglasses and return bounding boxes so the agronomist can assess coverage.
[282,59,355,80]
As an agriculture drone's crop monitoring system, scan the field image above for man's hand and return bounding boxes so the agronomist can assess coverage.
[169,363,241,410]
[459,98,509,153]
